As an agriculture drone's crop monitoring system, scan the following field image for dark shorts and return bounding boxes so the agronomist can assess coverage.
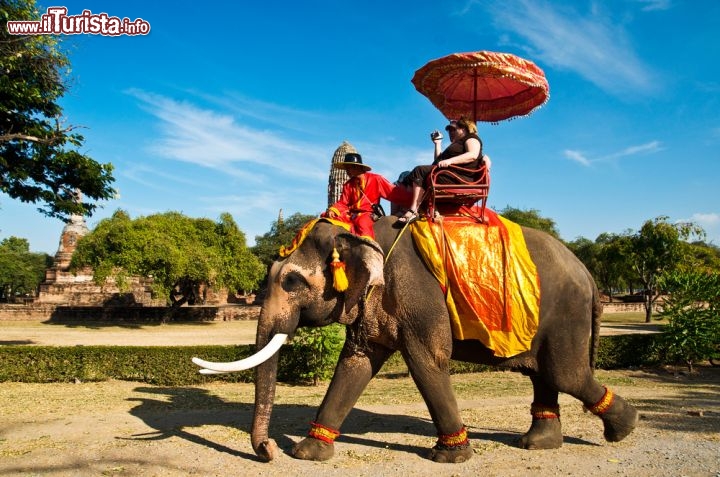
[405,164,477,187]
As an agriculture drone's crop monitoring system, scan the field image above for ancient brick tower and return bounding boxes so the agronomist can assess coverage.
[36,212,96,303]
[36,200,159,306]
[328,141,357,206]
[52,212,90,272]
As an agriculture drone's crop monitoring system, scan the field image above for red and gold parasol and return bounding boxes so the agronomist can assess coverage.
[411,51,549,123]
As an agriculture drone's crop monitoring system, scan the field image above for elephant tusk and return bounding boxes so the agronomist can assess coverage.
[193,366,231,374]
[191,333,288,373]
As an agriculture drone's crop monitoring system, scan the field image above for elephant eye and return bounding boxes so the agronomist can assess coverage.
[281,270,308,293]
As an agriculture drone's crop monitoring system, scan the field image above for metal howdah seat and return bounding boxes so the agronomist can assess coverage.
[426,158,490,222]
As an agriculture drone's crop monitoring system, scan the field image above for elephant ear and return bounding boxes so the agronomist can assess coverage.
[335,233,385,316]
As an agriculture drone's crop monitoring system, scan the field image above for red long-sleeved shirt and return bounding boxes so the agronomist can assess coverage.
[328,172,410,216]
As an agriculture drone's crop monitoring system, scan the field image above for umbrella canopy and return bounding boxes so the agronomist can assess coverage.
[411,51,549,123]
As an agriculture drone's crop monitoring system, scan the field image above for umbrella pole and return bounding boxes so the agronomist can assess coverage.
[473,67,478,123]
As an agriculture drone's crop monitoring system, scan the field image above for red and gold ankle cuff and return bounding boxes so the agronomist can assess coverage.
[586,386,615,415]
[530,403,560,419]
[308,421,340,444]
[437,426,469,449]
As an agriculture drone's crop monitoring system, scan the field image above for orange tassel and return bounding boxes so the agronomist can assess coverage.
[330,247,348,292]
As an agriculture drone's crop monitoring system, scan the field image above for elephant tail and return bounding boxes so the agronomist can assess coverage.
[589,281,603,370]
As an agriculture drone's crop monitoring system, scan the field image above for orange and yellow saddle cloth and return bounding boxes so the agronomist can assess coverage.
[410,208,540,358]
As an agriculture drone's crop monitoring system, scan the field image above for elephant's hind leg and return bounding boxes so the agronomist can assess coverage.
[517,374,563,450]
[587,386,639,442]
[542,366,638,444]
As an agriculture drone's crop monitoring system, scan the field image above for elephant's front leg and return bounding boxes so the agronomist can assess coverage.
[292,344,393,461]
[402,341,474,463]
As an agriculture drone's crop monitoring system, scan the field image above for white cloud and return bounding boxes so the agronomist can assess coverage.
[126,89,429,185]
[635,0,672,12]
[677,213,720,245]
[194,90,329,136]
[126,88,329,182]
[691,212,720,227]
[607,140,663,159]
[564,150,592,166]
[565,140,661,166]
[122,88,430,244]
[121,163,199,191]
[483,0,657,96]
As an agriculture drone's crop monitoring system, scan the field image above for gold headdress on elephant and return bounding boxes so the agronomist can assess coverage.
[279,217,377,294]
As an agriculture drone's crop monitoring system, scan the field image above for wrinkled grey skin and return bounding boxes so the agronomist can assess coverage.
[250,217,638,463]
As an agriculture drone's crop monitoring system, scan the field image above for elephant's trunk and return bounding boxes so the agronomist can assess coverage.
[251,350,281,461]
[250,315,286,461]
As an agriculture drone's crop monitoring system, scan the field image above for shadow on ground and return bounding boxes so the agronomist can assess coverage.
[124,385,604,461]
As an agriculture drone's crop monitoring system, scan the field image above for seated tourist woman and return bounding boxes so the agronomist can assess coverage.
[398,117,483,224]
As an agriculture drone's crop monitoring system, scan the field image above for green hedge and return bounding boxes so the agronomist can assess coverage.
[0,345,256,385]
[0,334,662,385]
[595,334,661,369]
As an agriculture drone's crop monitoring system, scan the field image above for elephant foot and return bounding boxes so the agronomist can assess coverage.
[518,403,563,450]
[253,438,281,462]
[292,437,335,461]
[427,445,474,463]
[593,391,639,442]
[427,426,473,463]
[517,418,563,449]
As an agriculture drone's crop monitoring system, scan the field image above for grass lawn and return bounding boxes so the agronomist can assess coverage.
[602,311,667,324]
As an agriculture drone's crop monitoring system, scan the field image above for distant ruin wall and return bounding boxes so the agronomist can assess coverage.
[36,266,163,307]
[0,304,59,321]
[2,302,658,322]
[0,304,261,322]
[602,302,663,314]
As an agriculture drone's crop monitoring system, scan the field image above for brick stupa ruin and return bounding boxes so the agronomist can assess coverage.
[35,212,158,306]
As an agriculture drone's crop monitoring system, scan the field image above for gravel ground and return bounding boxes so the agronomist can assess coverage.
[0,367,718,476]
[0,319,661,347]
[0,320,260,346]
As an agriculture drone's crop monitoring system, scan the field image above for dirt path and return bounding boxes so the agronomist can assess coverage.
[0,319,661,347]
[1,367,718,476]
[1,319,706,476]
[0,320,260,346]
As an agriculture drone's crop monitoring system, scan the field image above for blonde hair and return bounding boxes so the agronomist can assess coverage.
[457,117,478,135]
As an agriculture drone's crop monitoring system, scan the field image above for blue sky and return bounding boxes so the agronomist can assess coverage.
[2,0,719,254]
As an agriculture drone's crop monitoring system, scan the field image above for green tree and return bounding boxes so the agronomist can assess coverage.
[0,236,51,301]
[627,217,705,322]
[1,0,115,219]
[280,324,345,385]
[594,233,633,301]
[567,234,630,301]
[682,241,720,273]
[252,212,316,268]
[71,210,265,305]
[566,236,596,268]
[498,206,561,239]
[658,270,720,373]
[566,236,602,284]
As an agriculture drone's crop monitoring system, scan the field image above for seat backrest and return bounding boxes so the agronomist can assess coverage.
[425,157,490,222]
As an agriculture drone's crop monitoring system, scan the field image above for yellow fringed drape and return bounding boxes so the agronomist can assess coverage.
[411,211,540,358]
[279,218,351,258]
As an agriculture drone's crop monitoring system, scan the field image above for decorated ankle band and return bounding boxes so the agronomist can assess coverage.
[586,386,615,415]
[530,403,560,419]
[308,421,340,444]
[436,426,469,450]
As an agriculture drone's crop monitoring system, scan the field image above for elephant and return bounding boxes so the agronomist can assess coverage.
[193,216,639,463]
